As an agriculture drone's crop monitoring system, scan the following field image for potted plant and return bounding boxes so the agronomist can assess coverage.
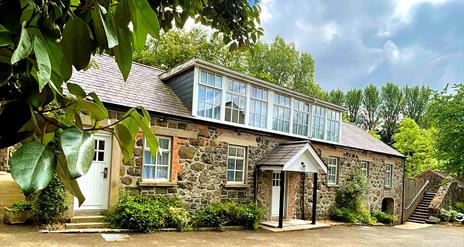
[4,200,32,224]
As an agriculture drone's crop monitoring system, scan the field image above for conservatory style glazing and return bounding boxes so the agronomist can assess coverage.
[192,67,343,143]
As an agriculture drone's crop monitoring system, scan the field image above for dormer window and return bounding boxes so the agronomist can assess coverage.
[293,99,310,136]
[272,93,291,133]
[327,109,341,142]
[225,79,246,124]
[198,70,222,119]
[249,86,268,129]
[311,105,326,139]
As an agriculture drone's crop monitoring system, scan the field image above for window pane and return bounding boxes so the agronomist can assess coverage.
[201,71,207,83]
[143,166,155,179]
[227,171,235,181]
[157,166,168,180]
[228,159,235,169]
[235,171,243,182]
[236,160,244,170]
[207,73,215,86]
[159,138,169,149]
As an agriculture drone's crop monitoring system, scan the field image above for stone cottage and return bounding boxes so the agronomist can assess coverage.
[0,55,405,224]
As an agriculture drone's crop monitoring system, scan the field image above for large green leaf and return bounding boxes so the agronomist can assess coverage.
[134,0,160,39]
[11,27,33,64]
[129,110,158,158]
[10,142,56,194]
[44,35,71,82]
[61,16,92,70]
[101,8,119,48]
[33,36,51,92]
[77,99,108,121]
[56,153,85,206]
[67,82,86,98]
[60,127,95,179]
[114,123,133,164]
[0,24,11,46]
[113,24,132,81]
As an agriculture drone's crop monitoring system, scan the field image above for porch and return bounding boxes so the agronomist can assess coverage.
[255,141,327,229]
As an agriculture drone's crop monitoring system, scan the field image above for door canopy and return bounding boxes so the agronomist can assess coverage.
[257,141,327,174]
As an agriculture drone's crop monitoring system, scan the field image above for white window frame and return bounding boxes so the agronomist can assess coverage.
[249,86,269,129]
[326,109,341,142]
[272,93,291,133]
[311,105,326,140]
[292,99,310,136]
[385,164,393,188]
[225,79,247,124]
[142,136,172,182]
[197,70,223,120]
[327,157,338,185]
[361,161,369,178]
[227,145,247,184]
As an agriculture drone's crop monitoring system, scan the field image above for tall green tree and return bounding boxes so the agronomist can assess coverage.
[393,118,438,177]
[345,89,363,123]
[380,83,403,145]
[403,86,432,127]
[326,89,345,106]
[0,0,262,198]
[361,84,381,131]
[427,84,464,179]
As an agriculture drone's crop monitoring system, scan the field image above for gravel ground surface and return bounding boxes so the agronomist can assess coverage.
[0,222,463,247]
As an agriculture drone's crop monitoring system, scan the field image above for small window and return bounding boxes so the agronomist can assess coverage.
[93,139,106,162]
[143,137,171,181]
[385,164,393,188]
[361,161,369,177]
[198,70,222,120]
[249,86,268,129]
[225,79,246,124]
[327,157,338,185]
[272,93,291,133]
[227,146,246,183]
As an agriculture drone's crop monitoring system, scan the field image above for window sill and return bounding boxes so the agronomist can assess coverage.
[224,183,249,188]
[138,181,177,187]
[326,184,340,188]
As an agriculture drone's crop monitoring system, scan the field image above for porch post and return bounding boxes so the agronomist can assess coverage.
[278,170,285,228]
[311,173,318,225]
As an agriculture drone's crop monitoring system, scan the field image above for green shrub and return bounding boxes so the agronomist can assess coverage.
[439,208,459,222]
[105,194,191,232]
[10,200,32,213]
[32,175,68,224]
[453,201,464,213]
[371,211,395,224]
[329,169,375,224]
[193,201,266,230]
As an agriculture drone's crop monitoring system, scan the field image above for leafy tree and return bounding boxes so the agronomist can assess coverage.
[0,0,261,200]
[393,118,438,177]
[427,84,464,179]
[402,86,432,127]
[361,84,381,131]
[345,89,363,123]
[326,89,345,106]
[368,130,381,140]
[380,83,403,145]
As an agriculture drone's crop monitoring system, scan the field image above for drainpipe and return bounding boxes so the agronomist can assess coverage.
[278,170,285,228]
[311,173,318,225]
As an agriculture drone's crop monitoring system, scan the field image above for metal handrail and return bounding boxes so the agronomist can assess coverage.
[405,180,430,209]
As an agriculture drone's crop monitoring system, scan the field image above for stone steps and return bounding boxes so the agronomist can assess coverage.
[407,192,437,224]
[65,222,110,230]
[70,215,105,223]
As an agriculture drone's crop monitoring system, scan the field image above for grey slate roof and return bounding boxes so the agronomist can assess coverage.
[68,55,192,118]
[258,141,308,166]
[334,121,404,157]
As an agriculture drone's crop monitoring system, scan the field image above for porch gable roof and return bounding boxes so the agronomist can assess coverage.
[257,141,327,174]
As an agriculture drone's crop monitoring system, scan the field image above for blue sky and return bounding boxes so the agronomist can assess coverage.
[259,0,464,91]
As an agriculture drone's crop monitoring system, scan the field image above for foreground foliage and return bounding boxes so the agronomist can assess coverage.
[371,211,395,224]
[31,175,68,224]
[0,0,262,203]
[105,194,266,232]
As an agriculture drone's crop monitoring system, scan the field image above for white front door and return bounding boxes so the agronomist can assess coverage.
[74,133,112,211]
[271,171,282,217]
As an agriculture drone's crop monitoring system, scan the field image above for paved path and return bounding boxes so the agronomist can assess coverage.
[1,222,463,247]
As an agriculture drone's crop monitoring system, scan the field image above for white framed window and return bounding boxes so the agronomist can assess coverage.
[311,105,326,139]
[385,164,393,188]
[227,145,246,183]
[272,93,291,133]
[327,109,341,142]
[198,70,222,119]
[225,79,246,124]
[93,139,106,162]
[143,136,171,181]
[361,161,369,177]
[327,157,338,185]
[249,86,268,129]
[292,99,310,136]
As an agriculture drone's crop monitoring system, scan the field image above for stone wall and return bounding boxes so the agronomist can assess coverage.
[289,143,405,219]
[111,110,404,220]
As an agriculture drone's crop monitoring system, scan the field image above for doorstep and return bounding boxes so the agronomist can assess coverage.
[261,219,330,232]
